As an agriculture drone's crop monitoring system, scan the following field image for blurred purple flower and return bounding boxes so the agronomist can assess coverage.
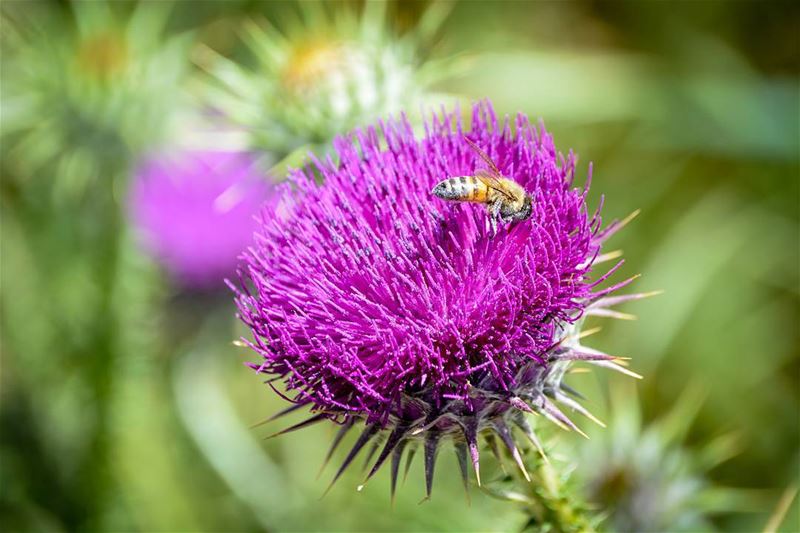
[234,101,643,496]
[131,150,273,289]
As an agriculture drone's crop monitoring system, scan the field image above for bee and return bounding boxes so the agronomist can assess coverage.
[431,137,533,226]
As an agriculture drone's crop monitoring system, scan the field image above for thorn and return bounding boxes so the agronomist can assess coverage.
[554,391,606,428]
[642,289,664,297]
[585,308,637,320]
[620,208,641,227]
[554,326,601,348]
[573,425,590,440]
[493,419,531,482]
[592,290,664,309]
[595,208,640,242]
[461,417,482,486]
[359,424,408,489]
[509,396,534,413]
[322,423,379,497]
[512,415,549,464]
[264,413,326,439]
[589,359,643,379]
[540,411,570,432]
[552,348,615,362]
[531,434,549,464]
[389,440,408,506]
[577,326,602,340]
[423,432,441,500]
[251,402,310,429]
[512,447,532,482]
[594,249,623,264]
[232,340,247,347]
[559,382,586,400]
[317,419,354,479]
[627,289,663,299]
[469,442,481,486]
[592,274,643,300]
[361,442,380,474]
[542,398,590,439]
[402,445,417,484]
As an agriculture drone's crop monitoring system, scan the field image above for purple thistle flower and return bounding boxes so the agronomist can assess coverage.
[234,101,645,497]
[130,149,273,289]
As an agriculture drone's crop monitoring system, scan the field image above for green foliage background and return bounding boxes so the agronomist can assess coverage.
[1,1,797,531]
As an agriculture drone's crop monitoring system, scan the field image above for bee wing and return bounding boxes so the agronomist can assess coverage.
[474,169,517,201]
[464,136,502,176]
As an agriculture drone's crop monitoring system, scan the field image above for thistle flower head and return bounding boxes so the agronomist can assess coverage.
[198,1,456,157]
[1,2,190,194]
[576,383,743,532]
[130,149,273,289]
[235,101,644,497]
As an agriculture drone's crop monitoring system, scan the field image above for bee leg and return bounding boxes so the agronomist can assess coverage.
[488,202,501,234]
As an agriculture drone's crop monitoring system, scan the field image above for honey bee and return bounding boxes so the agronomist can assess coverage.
[432,137,533,226]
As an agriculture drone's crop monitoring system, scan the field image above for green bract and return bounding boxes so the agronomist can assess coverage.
[197,1,459,158]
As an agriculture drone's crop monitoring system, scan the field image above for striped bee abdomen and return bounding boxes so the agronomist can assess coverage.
[431,176,488,203]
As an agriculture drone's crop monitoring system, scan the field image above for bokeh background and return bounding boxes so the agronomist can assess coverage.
[1,1,798,532]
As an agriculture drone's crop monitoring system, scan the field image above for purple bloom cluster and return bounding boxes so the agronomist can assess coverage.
[131,150,273,289]
[234,102,640,495]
